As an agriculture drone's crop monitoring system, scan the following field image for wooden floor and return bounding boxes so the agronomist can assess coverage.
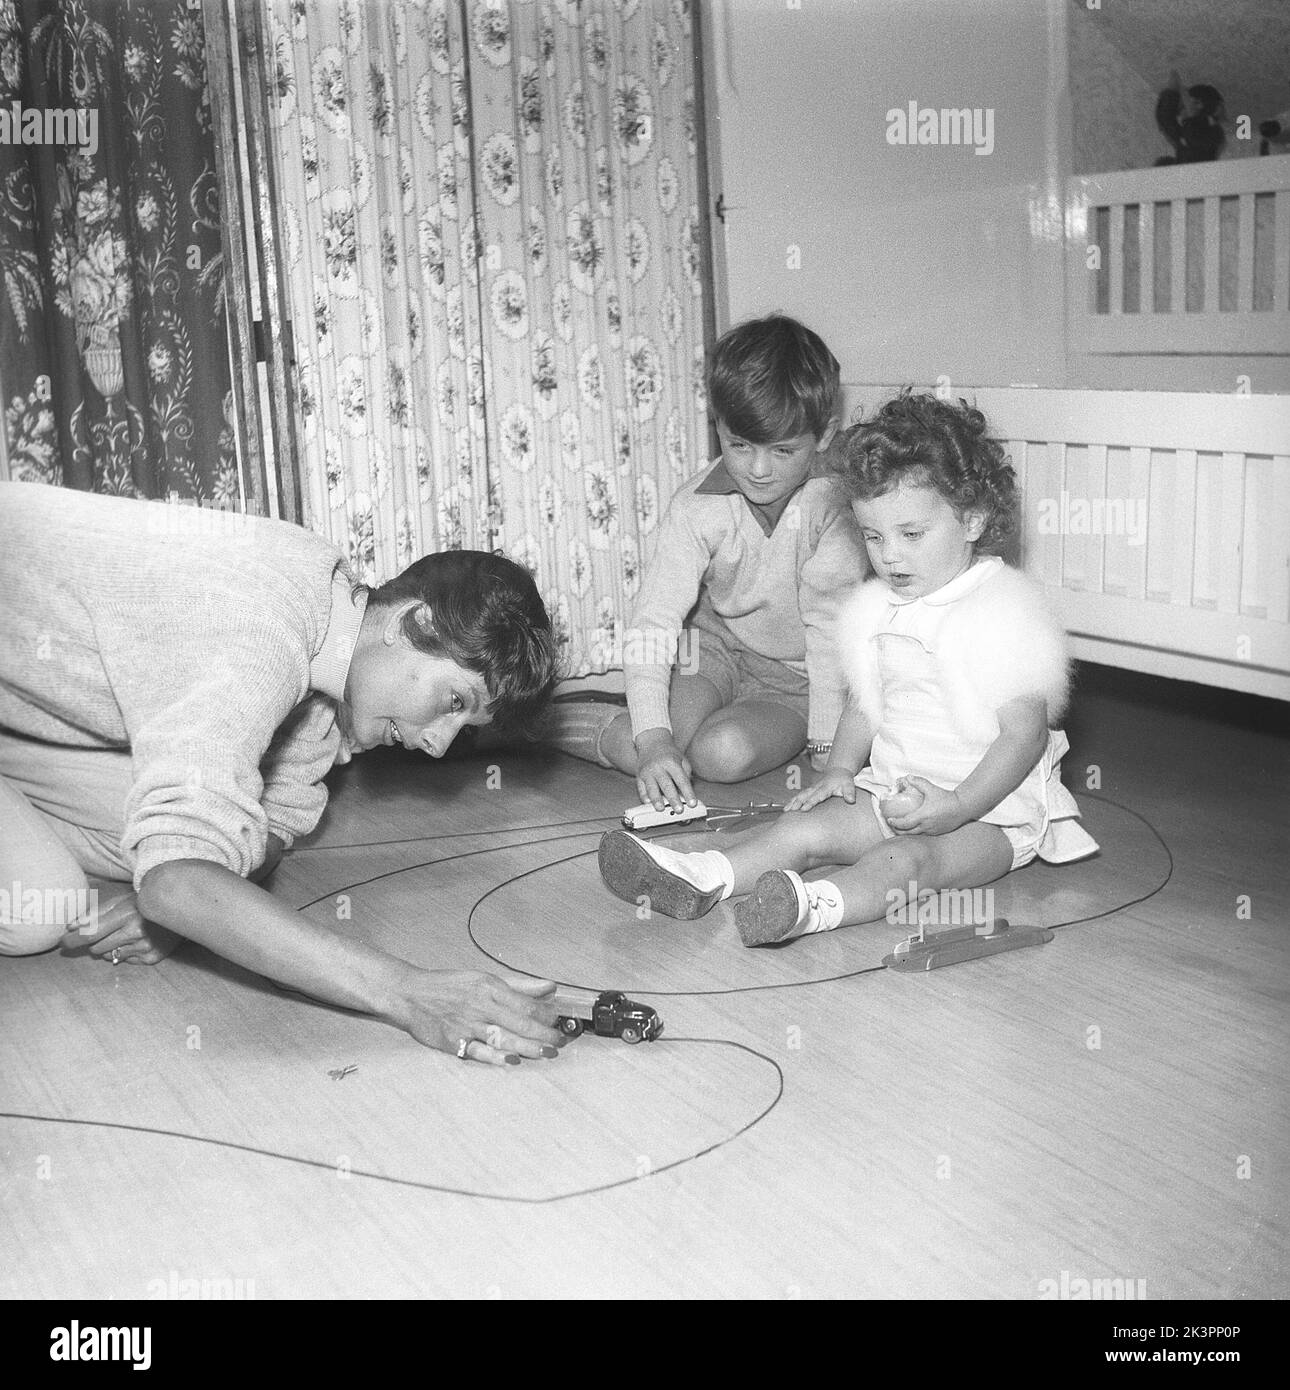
[2,670,1287,1299]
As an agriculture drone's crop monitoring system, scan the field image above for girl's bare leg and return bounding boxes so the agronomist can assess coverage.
[738,820,1013,944]
[599,794,883,920]
[719,796,887,895]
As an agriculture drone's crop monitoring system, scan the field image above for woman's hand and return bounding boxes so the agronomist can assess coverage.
[63,884,181,965]
[884,777,967,837]
[633,728,697,811]
[785,767,857,812]
[388,971,564,1065]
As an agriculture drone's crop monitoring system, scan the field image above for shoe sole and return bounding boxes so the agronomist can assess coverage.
[598,830,723,921]
[735,870,807,946]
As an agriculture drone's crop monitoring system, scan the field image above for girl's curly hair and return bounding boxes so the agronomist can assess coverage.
[834,390,1018,553]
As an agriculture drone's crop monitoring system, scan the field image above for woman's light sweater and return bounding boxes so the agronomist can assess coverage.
[0,482,360,889]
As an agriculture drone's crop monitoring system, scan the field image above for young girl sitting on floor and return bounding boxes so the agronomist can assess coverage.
[598,390,1097,944]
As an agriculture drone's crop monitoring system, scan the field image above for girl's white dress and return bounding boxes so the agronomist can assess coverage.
[837,556,1098,869]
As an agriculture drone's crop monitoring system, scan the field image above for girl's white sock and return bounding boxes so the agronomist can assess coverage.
[795,874,845,933]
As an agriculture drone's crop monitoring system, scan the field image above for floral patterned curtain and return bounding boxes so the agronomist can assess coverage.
[267,0,709,676]
[0,0,234,498]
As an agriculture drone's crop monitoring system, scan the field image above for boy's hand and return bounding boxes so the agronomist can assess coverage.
[884,777,966,836]
[633,728,697,811]
[785,767,857,812]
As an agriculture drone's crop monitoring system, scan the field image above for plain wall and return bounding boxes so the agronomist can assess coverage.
[705,0,1072,391]
[1068,2,1161,176]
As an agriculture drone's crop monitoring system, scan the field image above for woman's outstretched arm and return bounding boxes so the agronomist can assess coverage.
[135,859,563,1064]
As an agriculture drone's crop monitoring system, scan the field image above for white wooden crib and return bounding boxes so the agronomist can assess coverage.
[1066,153,1290,360]
[978,386,1290,703]
[844,385,1289,702]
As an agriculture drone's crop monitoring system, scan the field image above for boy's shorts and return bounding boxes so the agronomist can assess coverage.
[682,627,810,723]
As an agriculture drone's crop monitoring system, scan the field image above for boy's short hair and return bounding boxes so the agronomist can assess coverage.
[835,390,1018,554]
[366,551,558,731]
[708,314,840,443]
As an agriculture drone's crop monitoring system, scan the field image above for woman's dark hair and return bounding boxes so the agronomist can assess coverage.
[834,390,1018,553]
[366,550,558,732]
[708,314,840,443]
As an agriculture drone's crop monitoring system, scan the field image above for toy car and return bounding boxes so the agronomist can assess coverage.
[622,799,708,830]
[557,990,663,1044]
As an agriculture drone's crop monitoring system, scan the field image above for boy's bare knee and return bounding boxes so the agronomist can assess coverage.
[687,722,761,782]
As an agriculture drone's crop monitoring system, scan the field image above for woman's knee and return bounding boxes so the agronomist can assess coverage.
[0,909,66,956]
[0,873,93,956]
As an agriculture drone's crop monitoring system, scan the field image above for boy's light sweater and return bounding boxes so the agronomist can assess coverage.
[625,457,868,743]
[0,482,361,889]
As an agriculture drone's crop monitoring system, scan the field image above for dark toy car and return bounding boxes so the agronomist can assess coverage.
[557,990,663,1044]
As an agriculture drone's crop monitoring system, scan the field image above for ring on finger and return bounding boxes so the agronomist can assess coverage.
[110,947,121,966]
[455,1037,470,1060]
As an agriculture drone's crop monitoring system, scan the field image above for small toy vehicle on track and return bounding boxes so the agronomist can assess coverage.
[557,990,663,1044]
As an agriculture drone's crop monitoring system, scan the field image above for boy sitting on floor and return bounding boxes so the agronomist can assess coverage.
[547,315,868,807]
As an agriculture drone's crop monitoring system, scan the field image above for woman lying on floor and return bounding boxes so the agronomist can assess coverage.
[0,482,564,1066]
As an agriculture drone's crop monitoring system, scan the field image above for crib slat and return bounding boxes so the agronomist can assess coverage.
[1010,440,1032,567]
[1126,446,1150,601]
[1237,193,1255,315]
[1275,191,1290,313]
[1102,447,1129,597]
[1203,197,1221,313]
[1192,454,1218,610]
[1140,202,1155,317]
[1270,456,1290,625]
[1086,443,1107,594]
[1172,449,1198,608]
[1146,449,1172,604]
[1170,199,1186,315]
[1239,454,1268,620]
[1060,443,1086,591]
[1109,203,1126,315]
[1217,452,1245,616]
[1038,441,1065,589]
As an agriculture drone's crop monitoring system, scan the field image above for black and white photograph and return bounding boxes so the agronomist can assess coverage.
[0,0,1286,1331]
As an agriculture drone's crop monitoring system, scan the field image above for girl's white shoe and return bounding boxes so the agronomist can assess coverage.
[735,870,844,946]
